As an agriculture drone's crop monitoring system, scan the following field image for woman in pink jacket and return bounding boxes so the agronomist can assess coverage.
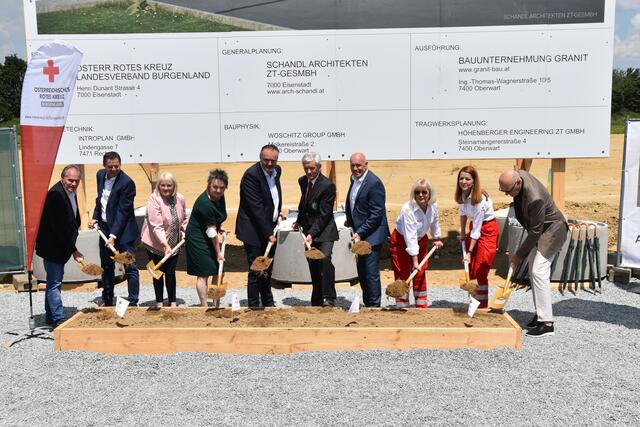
[141,172,188,307]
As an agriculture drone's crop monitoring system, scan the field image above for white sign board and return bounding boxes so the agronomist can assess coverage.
[23,0,615,163]
[619,120,640,268]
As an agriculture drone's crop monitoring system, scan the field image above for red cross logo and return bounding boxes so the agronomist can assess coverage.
[42,59,59,83]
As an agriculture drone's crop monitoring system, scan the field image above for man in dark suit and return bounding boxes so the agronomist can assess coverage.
[294,152,339,306]
[236,144,283,307]
[499,169,568,338]
[36,164,83,327]
[88,151,139,307]
[345,152,389,307]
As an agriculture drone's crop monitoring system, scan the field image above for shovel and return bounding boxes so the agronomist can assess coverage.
[250,222,280,271]
[208,232,227,307]
[459,241,479,294]
[385,245,438,298]
[489,265,514,311]
[146,239,186,280]
[572,224,584,295]
[299,229,325,260]
[94,225,135,265]
[560,224,577,295]
[350,230,372,256]
[76,258,103,276]
[592,224,603,293]
[585,224,597,293]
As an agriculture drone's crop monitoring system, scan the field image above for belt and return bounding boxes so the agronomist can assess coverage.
[483,218,496,224]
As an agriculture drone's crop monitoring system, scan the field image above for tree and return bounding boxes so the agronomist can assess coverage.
[611,68,640,115]
[0,55,27,120]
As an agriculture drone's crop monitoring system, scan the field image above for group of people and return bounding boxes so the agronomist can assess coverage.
[37,147,567,337]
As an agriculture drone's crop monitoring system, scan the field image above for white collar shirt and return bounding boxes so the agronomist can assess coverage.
[64,186,77,217]
[262,166,279,222]
[100,175,116,222]
[395,201,441,256]
[459,194,495,240]
[349,169,368,212]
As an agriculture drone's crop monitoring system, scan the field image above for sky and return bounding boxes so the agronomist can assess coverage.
[1,0,640,69]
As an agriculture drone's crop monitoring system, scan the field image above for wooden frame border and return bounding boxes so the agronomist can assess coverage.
[54,309,522,354]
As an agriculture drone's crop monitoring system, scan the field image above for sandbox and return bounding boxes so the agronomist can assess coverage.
[54,307,522,354]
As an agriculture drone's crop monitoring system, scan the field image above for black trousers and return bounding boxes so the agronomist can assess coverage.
[146,250,179,303]
[308,240,336,306]
[244,242,275,308]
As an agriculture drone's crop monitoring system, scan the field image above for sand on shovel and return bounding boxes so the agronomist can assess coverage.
[304,248,325,260]
[459,280,479,295]
[112,251,135,265]
[79,262,103,276]
[385,280,409,298]
[351,241,372,256]
[250,256,272,271]
[208,286,227,300]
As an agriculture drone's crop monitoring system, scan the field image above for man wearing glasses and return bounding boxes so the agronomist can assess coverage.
[498,169,568,337]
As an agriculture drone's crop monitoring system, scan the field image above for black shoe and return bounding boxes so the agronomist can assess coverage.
[322,299,336,307]
[526,315,538,329]
[526,323,554,337]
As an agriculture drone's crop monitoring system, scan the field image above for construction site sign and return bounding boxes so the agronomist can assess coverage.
[23,0,615,163]
[619,120,640,269]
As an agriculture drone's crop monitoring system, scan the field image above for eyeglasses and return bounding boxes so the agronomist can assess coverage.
[499,179,519,194]
[414,190,429,196]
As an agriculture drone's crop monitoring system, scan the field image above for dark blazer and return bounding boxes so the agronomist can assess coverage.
[296,173,338,242]
[345,170,389,246]
[92,169,138,244]
[36,181,81,264]
[236,162,283,246]
[514,170,568,259]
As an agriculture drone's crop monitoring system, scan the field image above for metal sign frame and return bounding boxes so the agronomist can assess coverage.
[0,127,26,274]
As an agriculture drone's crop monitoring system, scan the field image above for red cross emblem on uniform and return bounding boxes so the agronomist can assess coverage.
[43,59,59,83]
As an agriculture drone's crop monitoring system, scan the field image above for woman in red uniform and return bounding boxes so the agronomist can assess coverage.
[455,166,498,308]
[389,178,443,308]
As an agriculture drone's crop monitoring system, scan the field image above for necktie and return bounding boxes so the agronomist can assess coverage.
[306,180,313,201]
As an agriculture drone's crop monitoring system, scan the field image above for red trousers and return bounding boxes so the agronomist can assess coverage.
[465,219,499,308]
[390,230,429,308]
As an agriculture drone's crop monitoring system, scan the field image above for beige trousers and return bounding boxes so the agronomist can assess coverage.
[527,249,553,322]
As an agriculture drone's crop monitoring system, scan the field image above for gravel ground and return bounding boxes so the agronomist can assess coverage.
[2,278,640,426]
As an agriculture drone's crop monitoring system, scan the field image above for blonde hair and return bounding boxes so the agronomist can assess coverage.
[154,171,178,197]
[410,178,436,205]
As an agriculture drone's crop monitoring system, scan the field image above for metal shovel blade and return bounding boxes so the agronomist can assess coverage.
[146,260,164,280]
[250,255,273,271]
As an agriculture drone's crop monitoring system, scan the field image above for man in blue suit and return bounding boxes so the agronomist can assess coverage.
[88,152,139,306]
[236,144,283,308]
[345,152,389,307]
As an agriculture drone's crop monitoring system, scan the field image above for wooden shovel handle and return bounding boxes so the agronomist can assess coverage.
[262,221,281,257]
[216,232,227,286]
[94,225,117,254]
[461,241,469,273]
[262,241,274,258]
[405,246,437,284]
[155,239,186,269]
[299,229,312,250]
[504,265,514,289]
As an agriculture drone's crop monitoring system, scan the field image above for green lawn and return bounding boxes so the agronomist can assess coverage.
[611,112,640,134]
[37,3,248,34]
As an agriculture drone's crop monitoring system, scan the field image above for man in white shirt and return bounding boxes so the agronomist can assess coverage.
[236,144,283,308]
[88,152,139,307]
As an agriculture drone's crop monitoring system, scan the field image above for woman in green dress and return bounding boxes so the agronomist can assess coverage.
[186,169,228,307]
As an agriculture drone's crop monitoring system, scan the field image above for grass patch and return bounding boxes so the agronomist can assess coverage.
[37,2,248,34]
[611,111,640,134]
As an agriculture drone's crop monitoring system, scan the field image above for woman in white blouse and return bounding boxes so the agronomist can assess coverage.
[455,165,499,308]
[389,178,443,308]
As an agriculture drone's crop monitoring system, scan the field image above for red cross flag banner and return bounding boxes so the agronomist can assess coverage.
[20,41,83,270]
